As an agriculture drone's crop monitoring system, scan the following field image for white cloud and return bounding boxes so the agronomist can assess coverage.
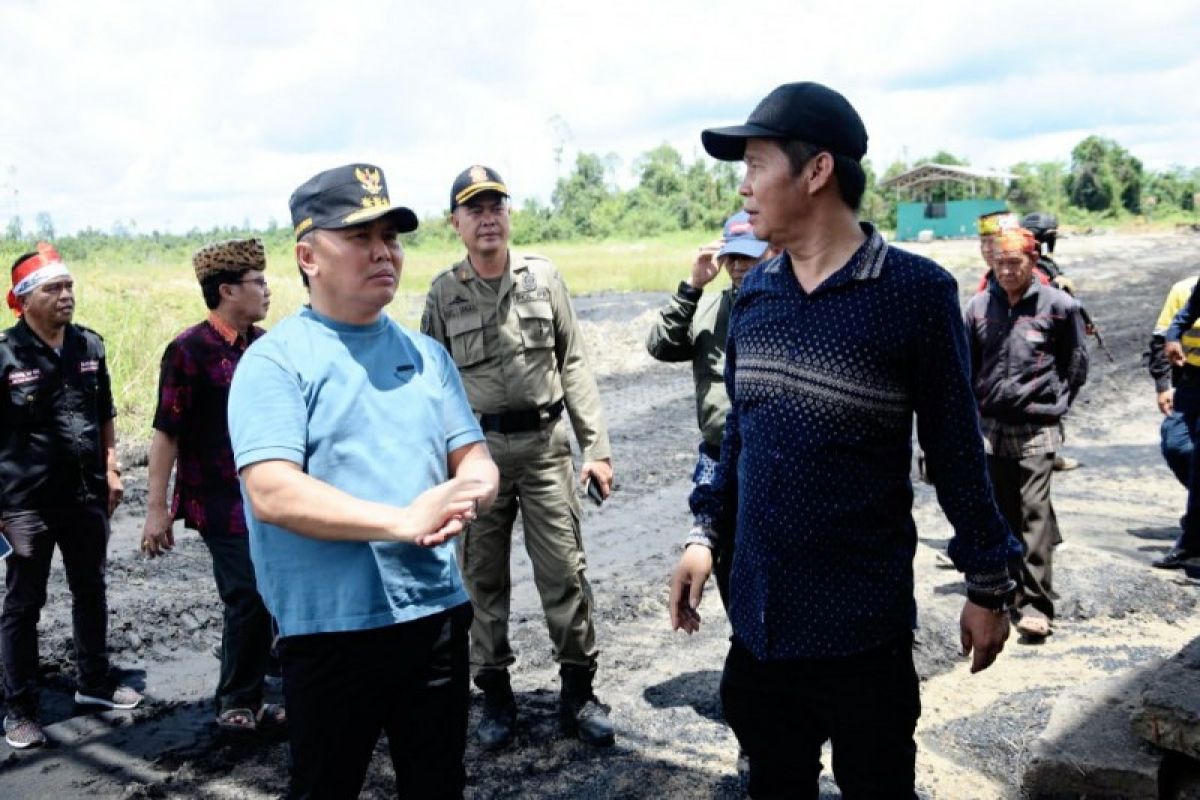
[1,0,1197,234]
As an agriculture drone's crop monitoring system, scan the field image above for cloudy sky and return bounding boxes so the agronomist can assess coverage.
[2,0,1197,235]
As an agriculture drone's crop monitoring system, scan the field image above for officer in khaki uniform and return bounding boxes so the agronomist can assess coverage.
[421,165,615,750]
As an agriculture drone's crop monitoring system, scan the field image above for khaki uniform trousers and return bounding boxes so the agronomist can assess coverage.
[462,416,597,674]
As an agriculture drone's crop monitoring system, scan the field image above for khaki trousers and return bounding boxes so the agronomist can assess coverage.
[462,417,597,674]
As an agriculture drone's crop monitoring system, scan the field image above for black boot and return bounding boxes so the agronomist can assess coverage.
[474,670,516,751]
[559,664,614,747]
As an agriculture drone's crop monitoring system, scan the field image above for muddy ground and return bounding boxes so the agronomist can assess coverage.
[2,231,1200,799]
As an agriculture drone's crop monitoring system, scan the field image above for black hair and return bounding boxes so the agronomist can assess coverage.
[11,252,37,275]
[779,140,865,211]
[200,272,245,310]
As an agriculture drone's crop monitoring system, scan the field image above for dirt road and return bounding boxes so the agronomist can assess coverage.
[2,232,1198,799]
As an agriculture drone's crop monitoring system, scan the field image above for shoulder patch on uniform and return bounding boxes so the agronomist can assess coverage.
[75,324,105,342]
[431,262,475,288]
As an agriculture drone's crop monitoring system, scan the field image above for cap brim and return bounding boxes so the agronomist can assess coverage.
[453,184,509,210]
[337,205,419,233]
[701,124,786,161]
[718,239,769,259]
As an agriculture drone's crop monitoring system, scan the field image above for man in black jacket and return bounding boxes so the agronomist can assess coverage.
[964,228,1088,640]
[0,244,142,750]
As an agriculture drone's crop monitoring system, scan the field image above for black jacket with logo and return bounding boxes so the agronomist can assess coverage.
[0,319,115,511]
[964,280,1089,424]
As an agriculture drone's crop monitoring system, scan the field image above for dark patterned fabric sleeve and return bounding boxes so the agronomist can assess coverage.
[916,273,1022,589]
[152,340,194,436]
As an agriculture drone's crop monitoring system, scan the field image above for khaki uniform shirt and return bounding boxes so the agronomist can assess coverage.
[421,251,611,462]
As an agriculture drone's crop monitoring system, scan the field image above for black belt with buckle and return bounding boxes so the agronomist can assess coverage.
[478,398,565,434]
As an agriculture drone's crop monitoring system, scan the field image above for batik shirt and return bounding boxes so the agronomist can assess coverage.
[152,313,263,536]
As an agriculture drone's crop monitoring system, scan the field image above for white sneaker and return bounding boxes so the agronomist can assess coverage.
[75,683,143,710]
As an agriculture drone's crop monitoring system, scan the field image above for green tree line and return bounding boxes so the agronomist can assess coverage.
[4,135,1198,267]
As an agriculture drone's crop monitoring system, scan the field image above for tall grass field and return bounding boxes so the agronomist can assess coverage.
[32,233,712,440]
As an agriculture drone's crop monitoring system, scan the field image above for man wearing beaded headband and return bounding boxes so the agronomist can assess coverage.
[964,227,1088,640]
[0,244,142,750]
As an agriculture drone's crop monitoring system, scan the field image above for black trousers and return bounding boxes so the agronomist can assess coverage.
[279,603,472,800]
[1,505,111,716]
[720,634,920,800]
[203,534,273,713]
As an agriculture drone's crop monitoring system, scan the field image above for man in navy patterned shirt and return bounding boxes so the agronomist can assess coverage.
[668,82,1022,798]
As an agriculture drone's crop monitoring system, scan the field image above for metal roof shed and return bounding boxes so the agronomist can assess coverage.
[881,164,1017,241]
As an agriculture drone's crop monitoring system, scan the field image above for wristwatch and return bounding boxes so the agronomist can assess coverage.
[967,582,1017,613]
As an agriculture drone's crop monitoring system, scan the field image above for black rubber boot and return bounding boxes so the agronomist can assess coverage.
[559,664,614,747]
[474,670,516,751]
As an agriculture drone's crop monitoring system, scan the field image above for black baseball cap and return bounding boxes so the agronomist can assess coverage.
[450,165,509,211]
[289,163,418,239]
[701,82,868,163]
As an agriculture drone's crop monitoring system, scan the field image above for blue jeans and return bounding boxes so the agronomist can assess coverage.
[1161,411,1193,488]
[1175,389,1200,552]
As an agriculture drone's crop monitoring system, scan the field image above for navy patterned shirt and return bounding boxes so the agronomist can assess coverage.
[690,224,1020,661]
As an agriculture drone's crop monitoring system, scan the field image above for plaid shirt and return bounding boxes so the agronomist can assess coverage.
[978,417,1062,459]
[152,313,263,536]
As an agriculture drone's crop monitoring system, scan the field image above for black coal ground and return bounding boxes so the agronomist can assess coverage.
[2,232,1199,799]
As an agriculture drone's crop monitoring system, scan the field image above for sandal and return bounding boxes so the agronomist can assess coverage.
[1016,616,1052,639]
[216,707,258,731]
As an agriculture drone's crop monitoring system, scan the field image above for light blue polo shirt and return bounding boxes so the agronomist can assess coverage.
[228,306,483,638]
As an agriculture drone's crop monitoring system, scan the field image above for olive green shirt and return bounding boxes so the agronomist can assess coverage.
[421,252,611,462]
[645,282,733,450]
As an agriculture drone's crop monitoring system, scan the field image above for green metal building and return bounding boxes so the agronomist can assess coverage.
[881,164,1016,241]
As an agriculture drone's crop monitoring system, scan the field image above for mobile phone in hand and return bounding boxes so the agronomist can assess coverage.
[585,477,605,507]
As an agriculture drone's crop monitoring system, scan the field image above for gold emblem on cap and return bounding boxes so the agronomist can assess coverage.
[469,165,489,184]
[355,167,383,196]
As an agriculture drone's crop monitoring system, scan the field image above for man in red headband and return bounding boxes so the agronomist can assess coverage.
[0,244,141,750]
[964,228,1089,640]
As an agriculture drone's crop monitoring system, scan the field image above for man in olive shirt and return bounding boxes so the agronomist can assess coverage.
[421,165,615,750]
[646,211,770,605]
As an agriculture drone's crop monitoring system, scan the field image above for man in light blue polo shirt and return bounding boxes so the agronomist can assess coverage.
[228,163,497,800]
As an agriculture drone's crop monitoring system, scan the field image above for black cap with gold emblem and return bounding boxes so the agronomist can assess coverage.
[289,163,419,239]
[450,165,509,211]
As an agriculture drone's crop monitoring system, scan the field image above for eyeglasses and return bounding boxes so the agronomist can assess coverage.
[234,277,268,288]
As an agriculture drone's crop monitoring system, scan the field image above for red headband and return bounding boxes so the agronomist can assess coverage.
[7,242,66,315]
[994,228,1038,257]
